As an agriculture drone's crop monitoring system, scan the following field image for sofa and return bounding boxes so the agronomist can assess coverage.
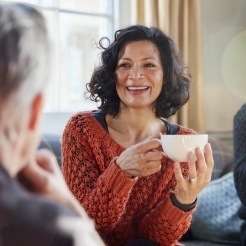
[39,133,238,246]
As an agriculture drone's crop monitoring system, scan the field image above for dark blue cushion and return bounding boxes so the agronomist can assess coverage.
[39,133,61,167]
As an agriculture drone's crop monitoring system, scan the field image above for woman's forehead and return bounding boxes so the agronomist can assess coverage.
[118,40,160,60]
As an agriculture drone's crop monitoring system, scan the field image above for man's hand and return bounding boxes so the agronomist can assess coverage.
[18,149,87,217]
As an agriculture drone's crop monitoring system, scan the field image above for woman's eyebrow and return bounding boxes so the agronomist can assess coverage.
[118,57,159,61]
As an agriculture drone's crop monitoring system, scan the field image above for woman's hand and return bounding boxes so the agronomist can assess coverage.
[18,148,87,217]
[173,143,214,204]
[116,133,163,178]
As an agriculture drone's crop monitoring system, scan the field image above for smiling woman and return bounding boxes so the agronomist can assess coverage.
[86,25,191,119]
[115,40,163,110]
[62,24,214,246]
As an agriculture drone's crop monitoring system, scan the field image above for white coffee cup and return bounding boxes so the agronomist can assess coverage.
[161,134,208,162]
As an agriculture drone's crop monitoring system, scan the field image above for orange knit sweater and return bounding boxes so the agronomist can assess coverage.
[62,111,196,246]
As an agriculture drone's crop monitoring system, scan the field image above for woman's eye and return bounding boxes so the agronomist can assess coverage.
[118,63,130,68]
[144,63,155,67]
[118,63,128,67]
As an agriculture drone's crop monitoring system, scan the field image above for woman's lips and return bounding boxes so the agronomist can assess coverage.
[126,86,149,91]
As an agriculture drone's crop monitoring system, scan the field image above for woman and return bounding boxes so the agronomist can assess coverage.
[0,3,104,246]
[62,25,214,246]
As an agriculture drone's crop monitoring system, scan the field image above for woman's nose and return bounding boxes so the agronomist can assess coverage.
[128,67,144,79]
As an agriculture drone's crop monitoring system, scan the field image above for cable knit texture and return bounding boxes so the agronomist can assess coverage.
[233,104,246,205]
[62,111,196,246]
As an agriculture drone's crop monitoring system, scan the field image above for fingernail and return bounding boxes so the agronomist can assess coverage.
[196,147,202,155]
[188,151,194,161]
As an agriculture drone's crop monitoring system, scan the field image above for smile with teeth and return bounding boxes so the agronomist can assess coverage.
[126,86,149,91]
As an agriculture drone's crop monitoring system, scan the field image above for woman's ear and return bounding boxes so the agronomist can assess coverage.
[29,93,44,130]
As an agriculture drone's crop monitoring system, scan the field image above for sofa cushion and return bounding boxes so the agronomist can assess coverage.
[190,172,242,245]
[39,133,61,167]
[208,136,233,180]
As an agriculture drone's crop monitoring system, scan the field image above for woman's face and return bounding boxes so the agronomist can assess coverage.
[115,40,164,111]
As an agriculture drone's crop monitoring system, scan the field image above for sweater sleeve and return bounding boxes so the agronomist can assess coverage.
[137,191,195,245]
[233,104,246,205]
[62,113,137,232]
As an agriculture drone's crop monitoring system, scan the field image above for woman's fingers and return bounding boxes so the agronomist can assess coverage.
[174,143,215,204]
[203,143,214,183]
[144,150,163,161]
[125,161,162,177]
[193,148,206,181]
[187,151,197,180]
[117,136,164,178]
[134,138,161,154]
[174,162,184,184]
[194,144,213,185]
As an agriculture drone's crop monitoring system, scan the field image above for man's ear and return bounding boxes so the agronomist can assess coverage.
[29,93,44,130]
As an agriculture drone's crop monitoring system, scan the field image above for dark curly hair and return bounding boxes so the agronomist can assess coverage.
[86,24,191,118]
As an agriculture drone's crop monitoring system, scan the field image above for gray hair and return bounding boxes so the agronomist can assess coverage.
[0,3,50,144]
[0,3,50,109]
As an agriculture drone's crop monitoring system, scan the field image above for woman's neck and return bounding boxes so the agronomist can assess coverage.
[106,107,166,148]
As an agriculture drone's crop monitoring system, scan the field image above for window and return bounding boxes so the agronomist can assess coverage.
[4,0,116,112]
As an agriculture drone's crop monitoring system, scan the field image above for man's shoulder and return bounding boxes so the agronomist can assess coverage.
[0,169,76,245]
[0,167,76,228]
[235,103,246,119]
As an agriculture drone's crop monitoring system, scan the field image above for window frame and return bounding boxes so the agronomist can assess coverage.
[3,0,133,134]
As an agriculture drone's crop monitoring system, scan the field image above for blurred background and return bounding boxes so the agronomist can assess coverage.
[3,0,246,147]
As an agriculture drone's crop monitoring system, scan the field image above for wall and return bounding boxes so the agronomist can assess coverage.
[201,0,246,133]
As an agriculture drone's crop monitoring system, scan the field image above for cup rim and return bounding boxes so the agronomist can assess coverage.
[161,134,208,138]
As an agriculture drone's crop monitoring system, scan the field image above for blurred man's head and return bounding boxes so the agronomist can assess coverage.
[0,3,50,175]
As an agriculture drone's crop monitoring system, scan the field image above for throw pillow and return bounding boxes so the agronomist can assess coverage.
[191,172,243,245]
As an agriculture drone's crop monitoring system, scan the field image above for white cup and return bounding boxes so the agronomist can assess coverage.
[160,134,208,162]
